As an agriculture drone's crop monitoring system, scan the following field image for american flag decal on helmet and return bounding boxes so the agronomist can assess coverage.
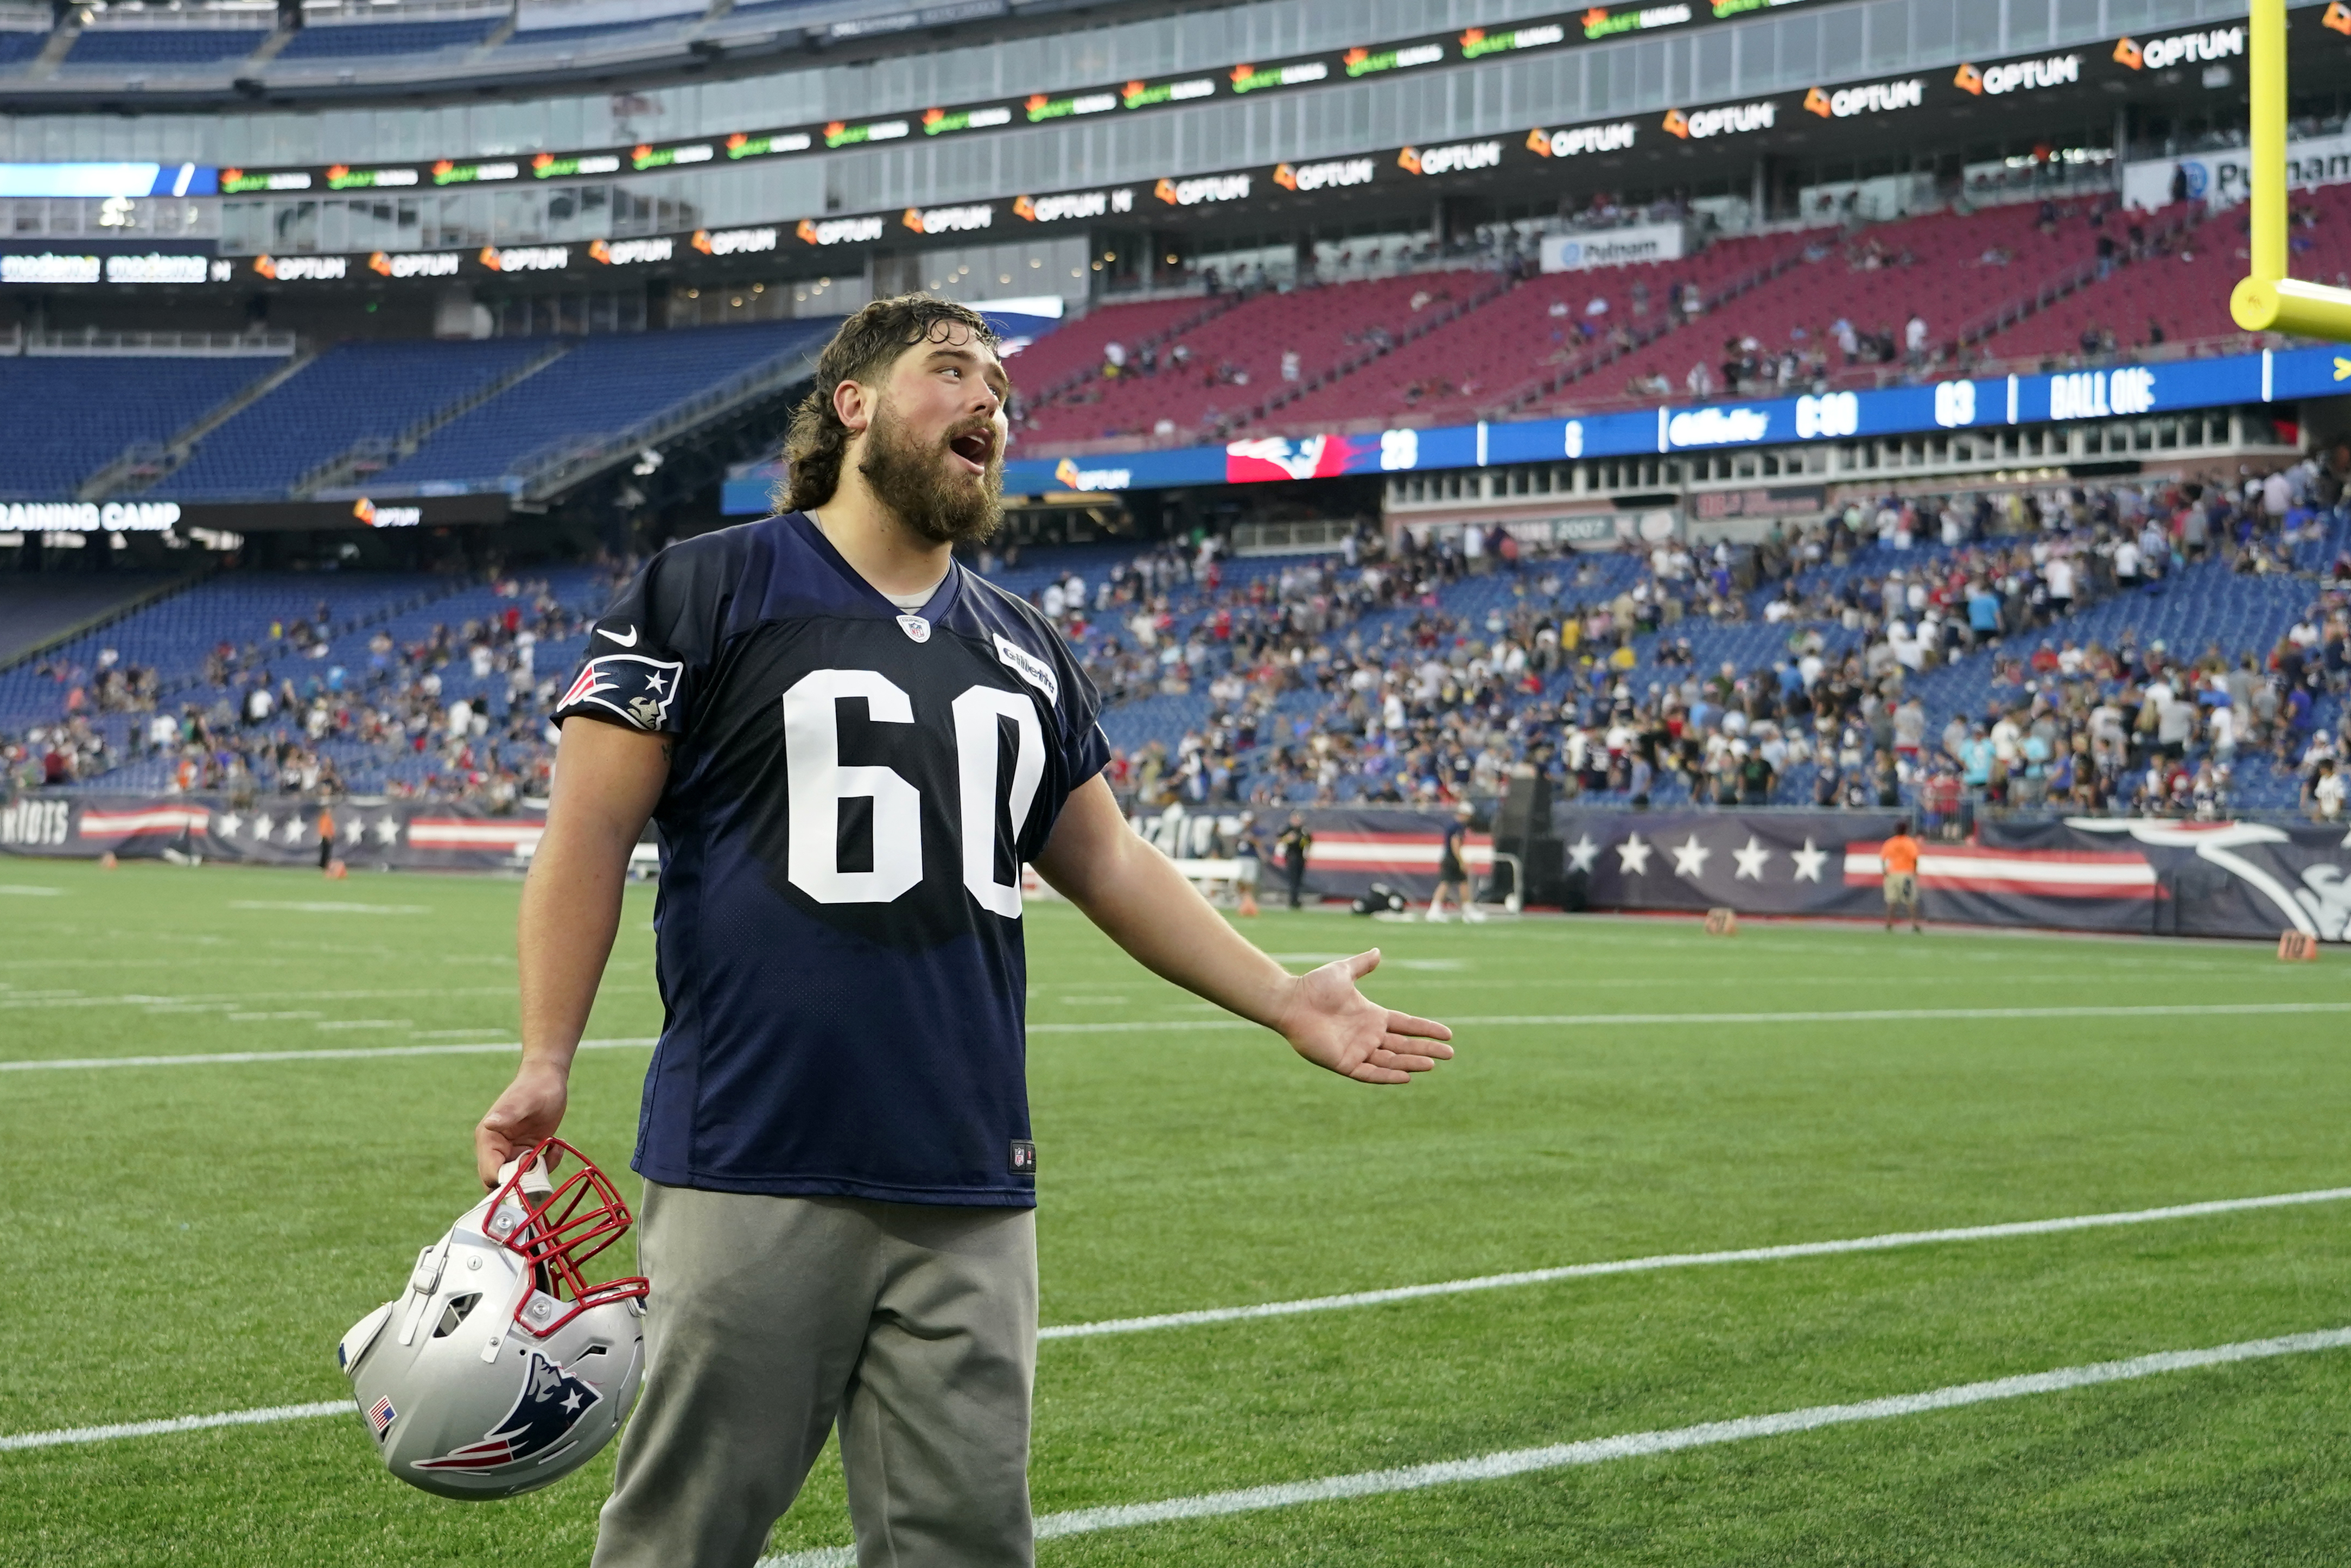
[554,653,685,733]
[367,1396,397,1438]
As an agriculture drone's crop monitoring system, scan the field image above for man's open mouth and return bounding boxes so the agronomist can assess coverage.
[948,430,994,473]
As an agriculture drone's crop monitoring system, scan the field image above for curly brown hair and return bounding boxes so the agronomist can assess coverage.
[776,295,1002,513]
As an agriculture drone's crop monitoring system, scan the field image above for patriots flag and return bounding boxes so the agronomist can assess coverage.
[412,1351,603,1474]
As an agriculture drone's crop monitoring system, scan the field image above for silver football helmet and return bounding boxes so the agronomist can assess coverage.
[336,1138,649,1499]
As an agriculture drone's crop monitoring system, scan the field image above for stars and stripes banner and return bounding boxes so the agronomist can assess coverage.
[15,792,2351,944]
[1250,807,2351,944]
[1553,809,2351,941]
[0,792,556,872]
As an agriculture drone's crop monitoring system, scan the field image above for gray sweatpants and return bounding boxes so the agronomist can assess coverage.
[589,1183,1039,1568]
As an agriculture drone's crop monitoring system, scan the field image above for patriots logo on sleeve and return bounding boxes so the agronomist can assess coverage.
[412,1351,603,1475]
[558,653,685,732]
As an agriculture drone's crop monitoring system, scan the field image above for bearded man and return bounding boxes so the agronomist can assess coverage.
[474,296,1455,1568]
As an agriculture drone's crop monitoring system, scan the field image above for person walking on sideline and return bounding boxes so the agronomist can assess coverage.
[1880,818,1924,932]
[1427,803,1477,921]
[1276,811,1314,909]
[1232,815,1262,917]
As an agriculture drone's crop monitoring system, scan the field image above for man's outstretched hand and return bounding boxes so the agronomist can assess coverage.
[1273,949,1454,1084]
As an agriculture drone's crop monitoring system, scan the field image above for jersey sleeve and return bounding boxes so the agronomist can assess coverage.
[552,545,723,737]
[1040,619,1111,791]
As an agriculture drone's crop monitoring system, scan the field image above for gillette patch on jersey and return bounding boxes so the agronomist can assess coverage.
[993,634,1059,706]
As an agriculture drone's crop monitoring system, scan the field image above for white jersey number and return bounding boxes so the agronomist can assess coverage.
[781,668,1044,913]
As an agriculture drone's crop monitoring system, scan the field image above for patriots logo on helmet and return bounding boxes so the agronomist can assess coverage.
[412,1351,605,1475]
[556,653,685,733]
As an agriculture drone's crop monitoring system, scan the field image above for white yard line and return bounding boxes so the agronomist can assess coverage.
[7,1189,2345,1458]
[0,1402,349,1454]
[0,986,517,1011]
[1028,1000,2351,1034]
[759,1325,2351,1567]
[0,1038,655,1071]
[225,901,431,915]
[1038,1186,2351,1340]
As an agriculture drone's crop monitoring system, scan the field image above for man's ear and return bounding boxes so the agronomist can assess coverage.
[832,378,872,436]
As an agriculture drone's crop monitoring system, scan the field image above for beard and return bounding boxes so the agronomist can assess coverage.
[856,399,1005,545]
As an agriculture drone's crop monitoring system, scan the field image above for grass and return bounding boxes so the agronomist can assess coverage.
[3,859,2349,1565]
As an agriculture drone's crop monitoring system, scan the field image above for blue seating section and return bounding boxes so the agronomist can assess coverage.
[153,340,553,501]
[0,31,47,66]
[503,17,680,48]
[14,517,2342,817]
[67,29,266,64]
[275,19,498,59]
[0,357,274,500]
[0,573,456,734]
[367,320,836,491]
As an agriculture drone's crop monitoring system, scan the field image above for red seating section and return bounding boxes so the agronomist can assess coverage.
[1568,200,2105,411]
[1008,190,2343,455]
[1983,189,2350,364]
[1273,233,1797,429]
[1003,295,1212,407]
[1015,273,1471,445]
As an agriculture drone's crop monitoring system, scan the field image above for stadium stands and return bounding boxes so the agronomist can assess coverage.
[152,340,556,501]
[0,357,279,500]
[1007,198,2168,452]
[7,456,2347,823]
[1270,233,1802,431]
[64,29,269,66]
[1015,274,1499,445]
[275,19,501,59]
[0,575,192,667]
[1007,295,1229,418]
[1977,190,2351,366]
[363,320,836,492]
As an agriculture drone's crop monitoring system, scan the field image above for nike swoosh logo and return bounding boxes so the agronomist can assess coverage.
[596,625,639,647]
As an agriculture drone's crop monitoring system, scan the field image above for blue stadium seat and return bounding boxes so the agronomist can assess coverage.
[367,321,836,491]
[0,358,276,499]
[66,29,268,64]
[275,19,499,59]
[153,340,553,501]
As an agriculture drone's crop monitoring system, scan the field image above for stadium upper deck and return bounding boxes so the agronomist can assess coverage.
[0,0,2307,328]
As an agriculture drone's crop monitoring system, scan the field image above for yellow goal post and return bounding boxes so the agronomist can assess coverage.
[2228,0,2351,340]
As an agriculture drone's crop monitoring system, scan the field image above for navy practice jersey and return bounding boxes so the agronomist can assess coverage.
[551,512,1108,1206]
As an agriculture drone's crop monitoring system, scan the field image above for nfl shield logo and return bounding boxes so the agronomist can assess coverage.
[897,614,932,643]
[367,1396,397,1438]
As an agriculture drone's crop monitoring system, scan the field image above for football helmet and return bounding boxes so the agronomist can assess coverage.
[336,1138,649,1499]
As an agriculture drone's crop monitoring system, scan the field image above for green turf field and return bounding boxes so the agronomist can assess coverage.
[5,858,2351,1566]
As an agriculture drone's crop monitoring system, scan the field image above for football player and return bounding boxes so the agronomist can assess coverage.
[474,296,1455,1568]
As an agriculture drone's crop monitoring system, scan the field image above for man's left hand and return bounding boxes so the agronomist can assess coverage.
[1274,949,1454,1084]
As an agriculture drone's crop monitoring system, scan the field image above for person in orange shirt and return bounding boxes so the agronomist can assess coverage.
[1880,818,1923,932]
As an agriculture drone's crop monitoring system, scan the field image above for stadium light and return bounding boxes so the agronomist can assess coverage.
[2227,0,2351,341]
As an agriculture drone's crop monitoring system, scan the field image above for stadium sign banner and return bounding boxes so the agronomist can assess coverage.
[1540,811,2351,942]
[168,495,511,531]
[180,0,1840,199]
[2121,125,2351,212]
[1539,222,1686,272]
[998,345,2347,498]
[22,19,2319,295]
[0,795,552,872]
